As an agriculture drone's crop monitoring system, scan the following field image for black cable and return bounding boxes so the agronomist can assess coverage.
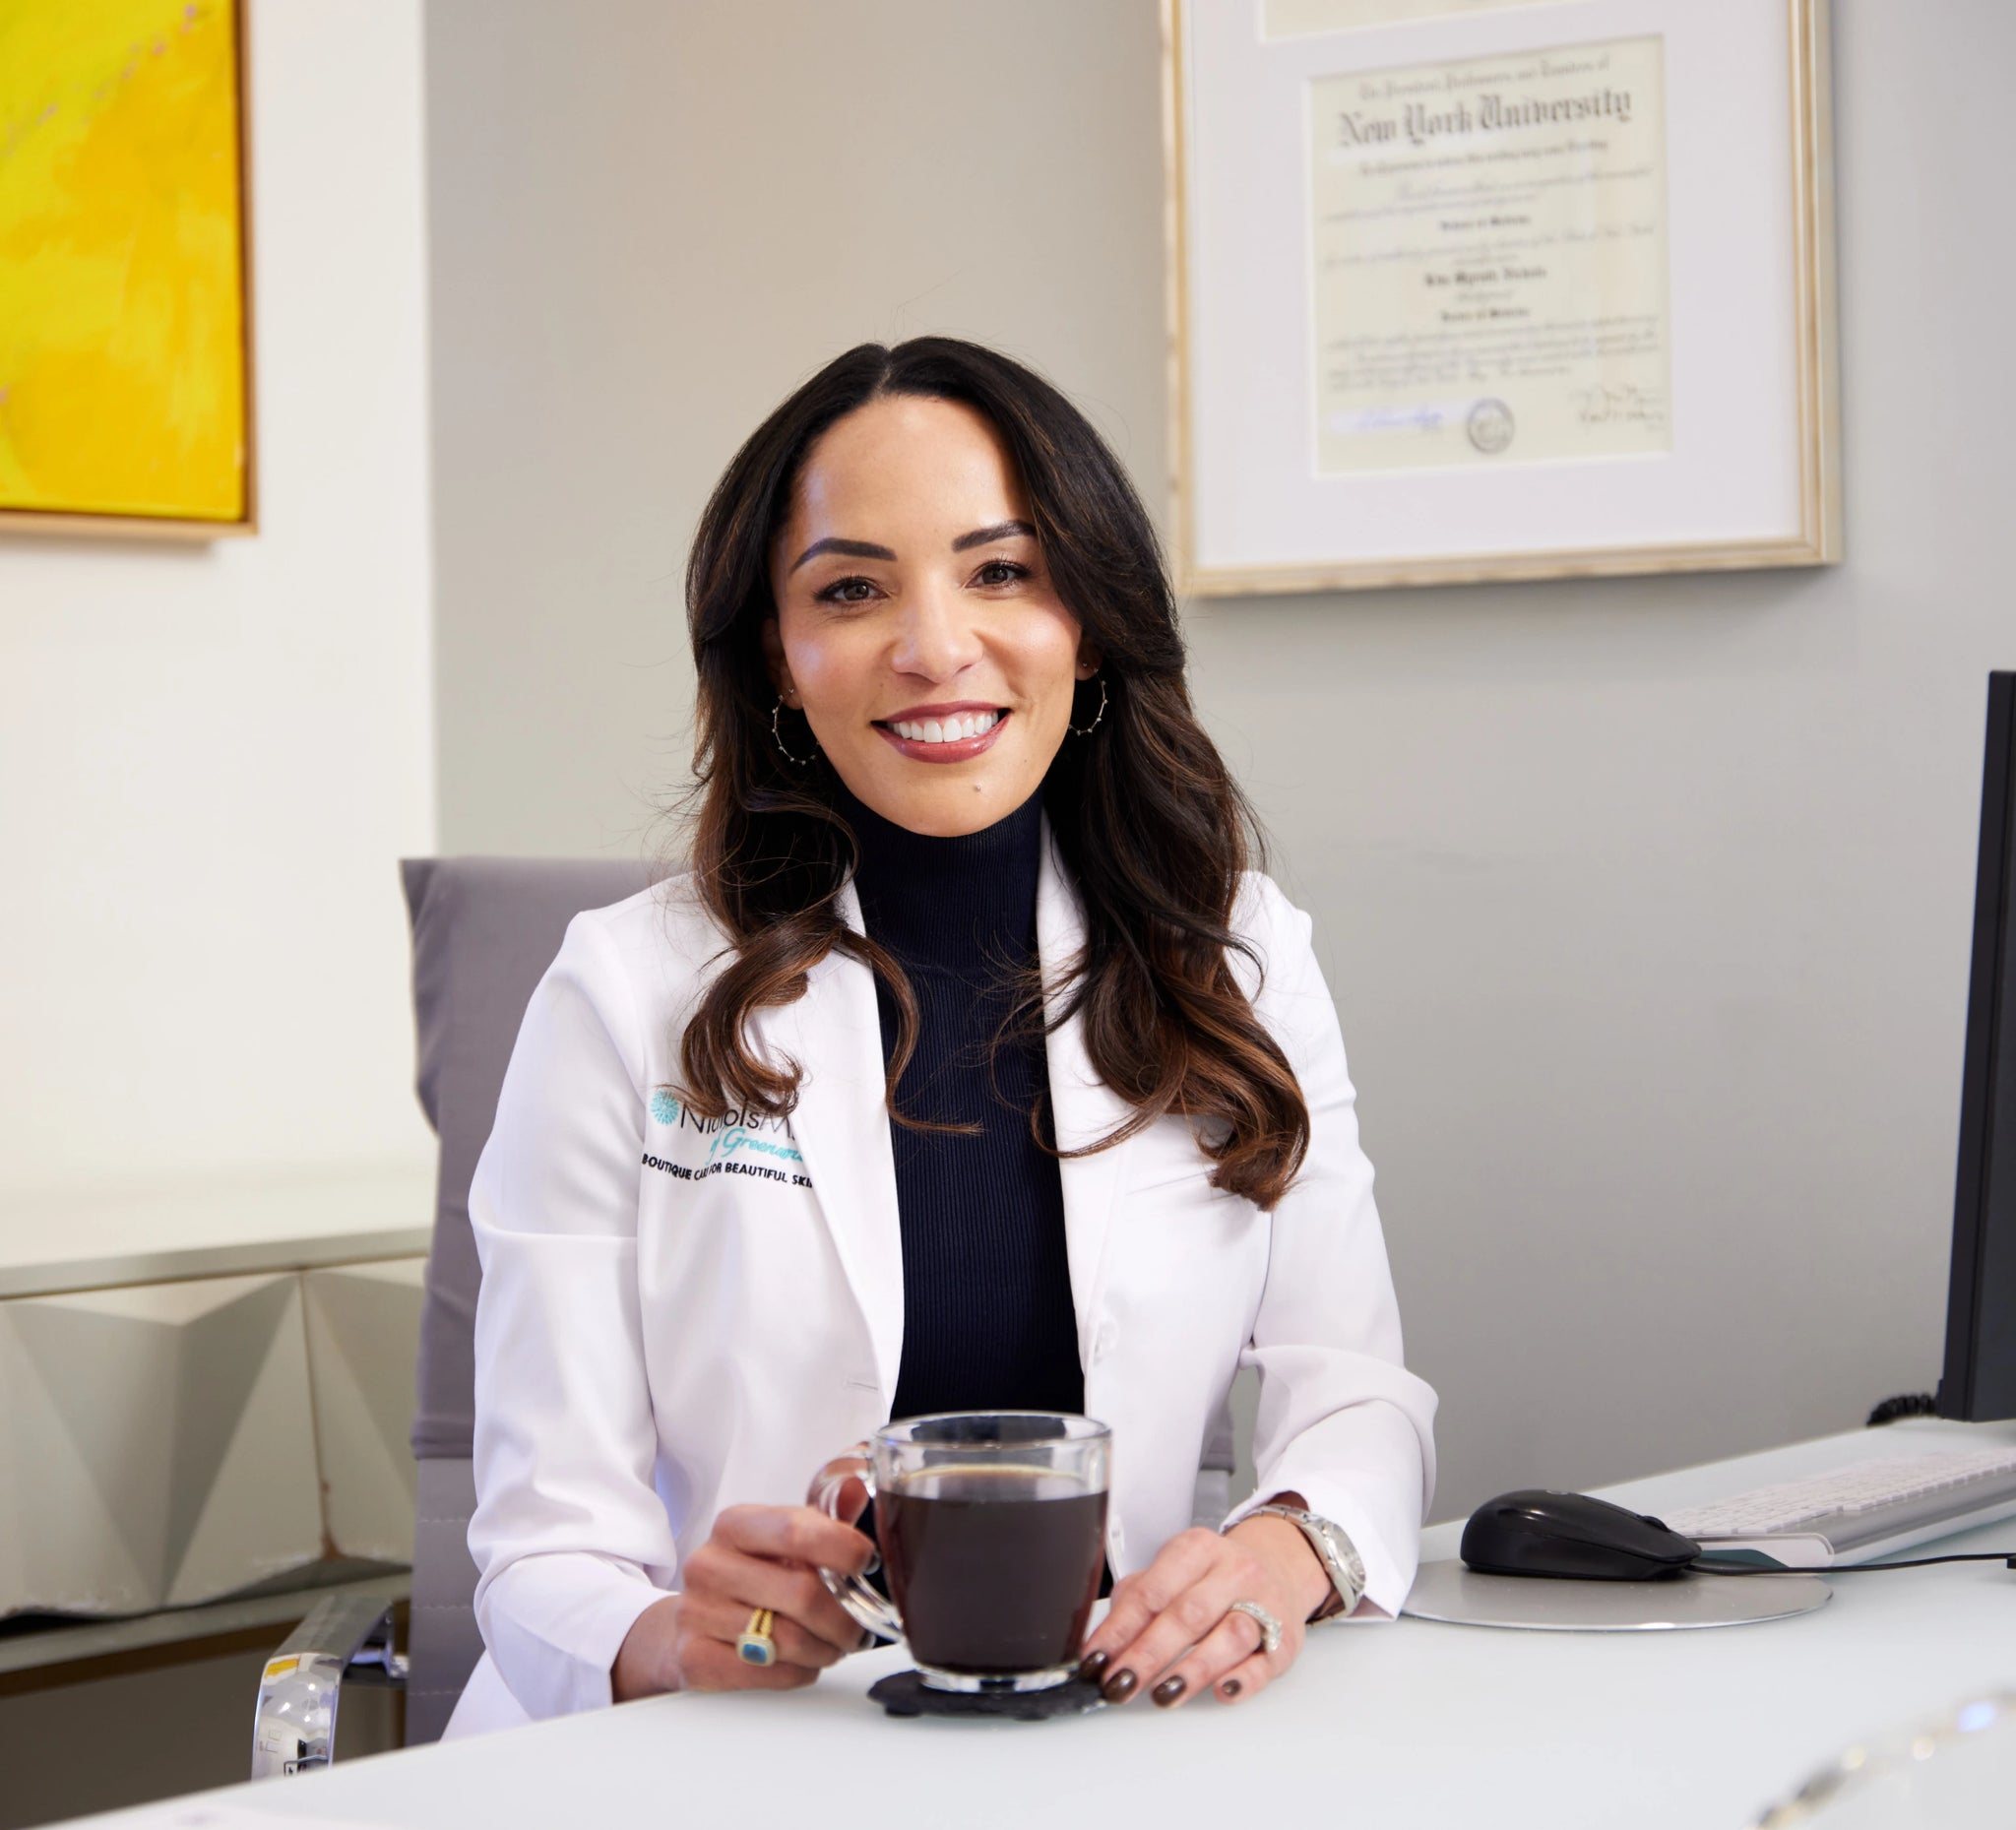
[1689,1551,2016,1576]
[1865,1392,1940,1426]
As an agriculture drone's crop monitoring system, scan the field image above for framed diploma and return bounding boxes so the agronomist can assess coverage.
[1165,0,1838,593]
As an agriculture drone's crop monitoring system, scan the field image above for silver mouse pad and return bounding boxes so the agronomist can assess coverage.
[1402,1558,1831,1631]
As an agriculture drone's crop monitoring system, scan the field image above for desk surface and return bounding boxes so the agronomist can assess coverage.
[80,1418,2016,1830]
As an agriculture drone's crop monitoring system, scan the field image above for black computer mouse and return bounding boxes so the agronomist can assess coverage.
[1461,1489,1702,1581]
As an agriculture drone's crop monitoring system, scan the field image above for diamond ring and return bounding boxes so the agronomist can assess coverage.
[1227,1599,1283,1655]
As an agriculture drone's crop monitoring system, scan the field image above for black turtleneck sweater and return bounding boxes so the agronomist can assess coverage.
[837,780,1085,1422]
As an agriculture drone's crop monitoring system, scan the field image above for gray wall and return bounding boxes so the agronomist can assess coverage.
[425,0,2013,1522]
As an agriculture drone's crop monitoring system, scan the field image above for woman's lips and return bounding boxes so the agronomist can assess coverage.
[873,710,1010,764]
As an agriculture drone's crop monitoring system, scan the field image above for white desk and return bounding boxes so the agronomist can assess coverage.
[76,1419,2016,1830]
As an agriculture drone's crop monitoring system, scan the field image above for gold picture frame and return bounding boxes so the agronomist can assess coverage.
[1164,0,1838,595]
[0,0,257,540]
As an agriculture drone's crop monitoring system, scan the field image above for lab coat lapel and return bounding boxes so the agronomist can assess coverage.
[751,877,906,1406]
[1037,820,1135,1362]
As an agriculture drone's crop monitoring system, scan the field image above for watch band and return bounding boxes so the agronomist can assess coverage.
[1242,1503,1366,1622]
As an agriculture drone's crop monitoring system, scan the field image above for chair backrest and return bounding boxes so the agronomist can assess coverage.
[399,855,656,1739]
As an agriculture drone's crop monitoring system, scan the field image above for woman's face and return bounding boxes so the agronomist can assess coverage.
[763,394,1099,838]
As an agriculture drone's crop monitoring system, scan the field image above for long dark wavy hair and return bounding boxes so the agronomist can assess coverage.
[675,337,1310,1209]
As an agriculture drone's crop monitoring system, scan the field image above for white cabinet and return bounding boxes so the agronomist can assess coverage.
[302,1258,426,1564]
[0,1255,426,1618]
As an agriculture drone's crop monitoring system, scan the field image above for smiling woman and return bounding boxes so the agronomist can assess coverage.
[681,339,1309,1200]
[764,394,1096,829]
[450,337,1434,1739]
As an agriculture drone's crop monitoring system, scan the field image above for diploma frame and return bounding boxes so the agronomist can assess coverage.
[1163,0,1839,595]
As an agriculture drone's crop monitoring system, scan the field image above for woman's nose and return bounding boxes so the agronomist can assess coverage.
[890,583,982,681]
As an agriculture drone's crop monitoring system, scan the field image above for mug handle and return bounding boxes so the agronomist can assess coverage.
[812,1450,903,1644]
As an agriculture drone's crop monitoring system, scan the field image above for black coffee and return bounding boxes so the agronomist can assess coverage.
[879,1465,1107,1676]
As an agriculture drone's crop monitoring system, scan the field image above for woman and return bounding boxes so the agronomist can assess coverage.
[446,338,1435,1737]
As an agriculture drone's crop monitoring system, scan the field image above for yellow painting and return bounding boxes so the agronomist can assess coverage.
[0,0,249,532]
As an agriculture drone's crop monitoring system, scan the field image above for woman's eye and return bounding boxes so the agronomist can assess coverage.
[816,575,878,605]
[973,559,1030,588]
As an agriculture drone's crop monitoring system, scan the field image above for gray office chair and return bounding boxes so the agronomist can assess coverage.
[254,856,651,1773]
[399,855,659,1743]
[253,853,1239,1772]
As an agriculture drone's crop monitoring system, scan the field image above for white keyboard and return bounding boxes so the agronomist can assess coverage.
[1665,1447,2016,1566]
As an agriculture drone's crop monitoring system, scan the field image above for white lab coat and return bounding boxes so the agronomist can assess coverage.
[445,821,1436,1737]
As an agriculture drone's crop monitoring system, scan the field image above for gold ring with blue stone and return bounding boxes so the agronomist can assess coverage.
[735,1607,778,1666]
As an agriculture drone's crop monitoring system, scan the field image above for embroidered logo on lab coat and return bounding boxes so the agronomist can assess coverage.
[642,1089,812,1190]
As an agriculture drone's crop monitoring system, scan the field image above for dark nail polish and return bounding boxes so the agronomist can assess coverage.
[1102,1669,1139,1704]
[1219,1678,1242,1700]
[1152,1675,1187,1708]
[1078,1649,1110,1682]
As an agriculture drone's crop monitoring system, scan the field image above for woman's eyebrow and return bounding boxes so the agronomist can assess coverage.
[788,536,897,574]
[951,519,1036,551]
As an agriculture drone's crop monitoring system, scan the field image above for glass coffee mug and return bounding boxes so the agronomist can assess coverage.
[815,1411,1110,1693]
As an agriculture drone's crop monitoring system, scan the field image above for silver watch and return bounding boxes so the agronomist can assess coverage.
[1242,1503,1366,1621]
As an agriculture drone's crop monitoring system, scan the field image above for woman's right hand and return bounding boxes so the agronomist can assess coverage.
[611,1503,875,1698]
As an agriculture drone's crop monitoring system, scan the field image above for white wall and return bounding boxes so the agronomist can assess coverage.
[0,3,437,1220]
[424,0,1166,857]
[424,0,2012,1521]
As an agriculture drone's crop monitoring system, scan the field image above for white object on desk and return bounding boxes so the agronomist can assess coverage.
[1403,1558,1830,1630]
[1750,1687,2016,1827]
[1664,1446,2016,1565]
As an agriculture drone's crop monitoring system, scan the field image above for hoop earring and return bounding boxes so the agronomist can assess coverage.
[1067,674,1107,737]
[771,696,818,766]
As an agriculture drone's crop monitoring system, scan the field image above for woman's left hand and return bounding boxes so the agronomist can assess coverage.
[1076,1510,1335,1710]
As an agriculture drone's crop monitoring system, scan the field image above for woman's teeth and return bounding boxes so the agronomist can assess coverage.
[888,711,1000,744]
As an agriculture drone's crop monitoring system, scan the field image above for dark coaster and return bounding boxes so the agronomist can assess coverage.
[868,1670,1104,1721]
